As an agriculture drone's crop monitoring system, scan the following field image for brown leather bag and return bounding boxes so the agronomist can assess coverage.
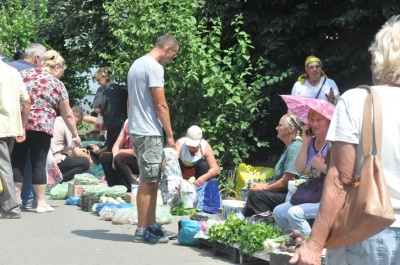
[324,85,395,249]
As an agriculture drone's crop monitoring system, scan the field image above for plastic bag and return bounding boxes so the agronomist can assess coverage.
[65,196,80,205]
[95,114,105,131]
[0,176,3,193]
[156,205,172,225]
[196,179,220,213]
[87,163,104,178]
[235,163,274,200]
[160,147,182,207]
[83,185,107,197]
[112,207,137,225]
[73,173,99,185]
[104,185,127,198]
[99,206,117,221]
[46,151,63,190]
[95,202,134,213]
[50,182,69,200]
[181,181,197,209]
[178,219,200,246]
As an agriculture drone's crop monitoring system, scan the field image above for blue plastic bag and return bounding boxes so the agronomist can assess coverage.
[95,203,134,212]
[178,219,200,246]
[196,179,221,213]
[65,196,80,205]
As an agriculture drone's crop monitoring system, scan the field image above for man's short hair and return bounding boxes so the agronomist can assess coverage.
[72,106,84,118]
[155,34,178,51]
[24,43,46,61]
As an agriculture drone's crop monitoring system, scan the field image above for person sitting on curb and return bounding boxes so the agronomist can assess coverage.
[99,119,139,192]
[51,106,91,182]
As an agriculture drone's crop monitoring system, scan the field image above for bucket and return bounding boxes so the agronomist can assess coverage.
[221,200,246,219]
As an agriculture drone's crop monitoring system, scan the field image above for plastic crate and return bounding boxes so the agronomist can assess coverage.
[80,194,99,212]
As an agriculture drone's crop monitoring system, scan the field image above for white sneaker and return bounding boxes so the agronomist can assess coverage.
[36,205,55,213]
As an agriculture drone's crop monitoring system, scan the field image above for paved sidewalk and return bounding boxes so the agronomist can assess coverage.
[1,198,236,265]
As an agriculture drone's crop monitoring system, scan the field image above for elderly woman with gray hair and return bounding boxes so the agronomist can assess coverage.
[243,113,304,217]
[12,50,81,213]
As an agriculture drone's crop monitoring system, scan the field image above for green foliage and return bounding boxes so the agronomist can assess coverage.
[238,222,280,256]
[103,1,288,176]
[0,0,48,55]
[207,214,280,256]
[170,200,197,216]
[207,214,245,244]
[4,0,400,190]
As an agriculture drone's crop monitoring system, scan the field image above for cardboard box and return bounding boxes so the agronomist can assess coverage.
[68,182,96,198]
[125,190,163,206]
[125,192,137,205]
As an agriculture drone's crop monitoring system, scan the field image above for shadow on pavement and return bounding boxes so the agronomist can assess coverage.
[71,229,133,242]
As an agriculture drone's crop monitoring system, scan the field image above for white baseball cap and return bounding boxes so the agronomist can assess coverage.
[186,125,202,147]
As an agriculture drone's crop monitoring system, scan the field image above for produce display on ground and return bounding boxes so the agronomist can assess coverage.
[264,229,308,253]
[207,214,281,257]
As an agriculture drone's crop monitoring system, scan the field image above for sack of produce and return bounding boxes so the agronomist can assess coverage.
[104,185,127,198]
[73,173,99,185]
[50,182,69,200]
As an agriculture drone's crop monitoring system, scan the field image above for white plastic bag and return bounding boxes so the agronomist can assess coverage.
[160,147,183,207]
[112,207,137,225]
[46,151,63,190]
[95,114,105,130]
[181,181,197,209]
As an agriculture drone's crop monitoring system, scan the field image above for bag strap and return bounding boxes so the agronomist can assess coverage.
[315,77,327,98]
[358,85,382,158]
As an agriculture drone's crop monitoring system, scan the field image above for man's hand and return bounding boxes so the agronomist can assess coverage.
[249,183,268,191]
[289,239,324,265]
[15,135,26,143]
[165,135,175,147]
[325,87,335,104]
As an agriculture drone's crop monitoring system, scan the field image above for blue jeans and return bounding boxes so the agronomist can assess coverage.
[326,227,400,265]
[272,201,319,235]
[21,153,36,207]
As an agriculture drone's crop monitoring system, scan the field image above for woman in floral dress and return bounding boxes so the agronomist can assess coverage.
[12,50,81,213]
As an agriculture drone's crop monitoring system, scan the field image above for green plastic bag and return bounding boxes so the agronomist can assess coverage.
[84,185,107,197]
[50,182,69,200]
[104,185,127,198]
[73,173,99,185]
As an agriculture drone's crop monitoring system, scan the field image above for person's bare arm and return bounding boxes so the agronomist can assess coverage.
[249,173,295,192]
[152,87,174,147]
[83,115,97,124]
[112,132,125,155]
[290,142,356,265]
[72,147,92,165]
[59,98,81,146]
[15,99,31,143]
[194,142,219,186]
[295,127,312,174]
[295,141,310,174]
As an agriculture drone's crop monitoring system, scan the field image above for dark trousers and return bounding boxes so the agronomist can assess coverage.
[58,156,90,182]
[99,151,139,192]
[12,131,51,185]
[243,189,287,217]
[105,127,122,152]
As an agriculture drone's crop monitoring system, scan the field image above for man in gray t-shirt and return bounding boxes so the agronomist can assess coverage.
[127,34,178,244]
